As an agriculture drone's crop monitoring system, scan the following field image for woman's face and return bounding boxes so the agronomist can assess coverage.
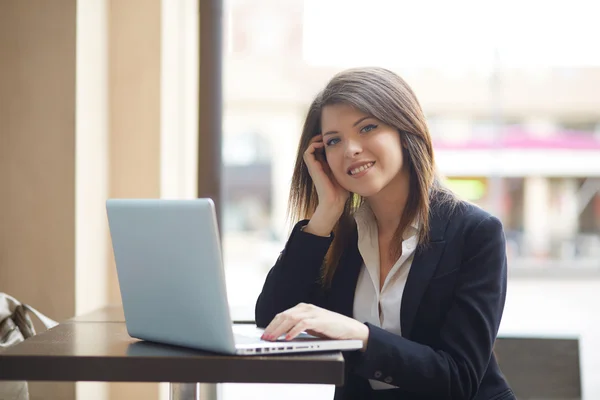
[320,103,405,198]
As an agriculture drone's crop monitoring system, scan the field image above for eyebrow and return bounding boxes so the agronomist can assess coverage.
[322,116,372,136]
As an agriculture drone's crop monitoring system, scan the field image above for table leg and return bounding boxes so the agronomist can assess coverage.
[170,383,198,400]
[199,383,217,400]
[170,383,217,400]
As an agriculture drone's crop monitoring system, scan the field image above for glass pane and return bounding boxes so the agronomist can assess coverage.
[222,0,600,279]
[220,0,600,397]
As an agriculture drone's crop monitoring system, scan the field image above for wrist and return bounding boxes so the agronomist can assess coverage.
[305,207,341,237]
[303,221,332,237]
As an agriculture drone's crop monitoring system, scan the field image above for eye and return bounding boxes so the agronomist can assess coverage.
[360,124,378,133]
[326,137,340,146]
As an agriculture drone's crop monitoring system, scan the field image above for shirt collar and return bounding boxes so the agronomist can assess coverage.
[354,202,420,240]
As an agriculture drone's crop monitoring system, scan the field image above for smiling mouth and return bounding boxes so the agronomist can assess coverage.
[348,162,375,176]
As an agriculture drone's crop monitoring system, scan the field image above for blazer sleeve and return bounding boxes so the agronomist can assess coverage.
[255,220,334,328]
[349,215,507,399]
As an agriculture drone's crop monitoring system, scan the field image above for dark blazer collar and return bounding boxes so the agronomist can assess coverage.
[427,196,452,242]
[400,198,452,338]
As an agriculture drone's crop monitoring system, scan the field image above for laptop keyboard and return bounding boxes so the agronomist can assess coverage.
[232,325,319,345]
[234,333,266,344]
[232,325,271,344]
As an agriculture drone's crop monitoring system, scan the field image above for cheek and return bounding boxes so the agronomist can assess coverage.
[372,134,403,168]
[325,151,345,177]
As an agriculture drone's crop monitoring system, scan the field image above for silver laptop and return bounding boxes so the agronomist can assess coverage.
[106,198,363,355]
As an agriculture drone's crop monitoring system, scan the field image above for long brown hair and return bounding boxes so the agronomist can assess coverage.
[288,67,456,286]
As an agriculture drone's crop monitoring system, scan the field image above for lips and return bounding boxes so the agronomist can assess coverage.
[348,161,375,176]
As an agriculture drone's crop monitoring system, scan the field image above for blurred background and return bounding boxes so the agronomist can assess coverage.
[1,0,599,399]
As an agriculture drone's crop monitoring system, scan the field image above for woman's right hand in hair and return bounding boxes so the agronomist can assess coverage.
[302,135,349,237]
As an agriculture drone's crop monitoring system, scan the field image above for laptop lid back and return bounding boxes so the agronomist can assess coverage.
[106,198,236,354]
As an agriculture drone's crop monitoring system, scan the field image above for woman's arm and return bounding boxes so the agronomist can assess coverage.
[349,215,507,399]
[254,220,334,328]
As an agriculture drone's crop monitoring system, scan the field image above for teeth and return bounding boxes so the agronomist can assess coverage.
[350,162,373,175]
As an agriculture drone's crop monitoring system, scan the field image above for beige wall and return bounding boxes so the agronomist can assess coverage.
[1,0,167,398]
[0,1,77,399]
[0,0,77,324]
[108,0,162,305]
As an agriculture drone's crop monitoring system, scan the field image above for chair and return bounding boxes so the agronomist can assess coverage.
[494,336,582,399]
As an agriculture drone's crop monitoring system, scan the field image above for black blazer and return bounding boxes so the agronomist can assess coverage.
[255,198,515,400]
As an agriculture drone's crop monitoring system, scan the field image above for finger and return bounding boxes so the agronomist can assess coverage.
[262,309,291,339]
[286,318,317,341]
[304,137,323,156]
[269,304,316,341]
[304,143,326,169]
[262,304,308,338]
[266,318,298,341]
[261,308,294,339]
[268,311,313,341]
[304,140,324,159]
[309,134,323,144]
[261,315,281,339]
[265,312,312,341]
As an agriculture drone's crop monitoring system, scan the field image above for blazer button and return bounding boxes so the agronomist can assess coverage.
[384,376,393,384]
[374,371,382,378]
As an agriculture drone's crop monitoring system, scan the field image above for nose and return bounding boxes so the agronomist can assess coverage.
[344,138,362,158]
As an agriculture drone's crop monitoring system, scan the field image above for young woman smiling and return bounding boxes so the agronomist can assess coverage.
[255,67,515,400]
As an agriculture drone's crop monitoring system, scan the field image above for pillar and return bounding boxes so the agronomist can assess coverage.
[523,177,551,258]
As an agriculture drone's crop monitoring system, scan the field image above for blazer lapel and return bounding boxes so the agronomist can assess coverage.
[400,201,450,339]
[328,229,362,318]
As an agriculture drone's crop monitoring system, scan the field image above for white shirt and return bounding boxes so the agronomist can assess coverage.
[352,204,419,390]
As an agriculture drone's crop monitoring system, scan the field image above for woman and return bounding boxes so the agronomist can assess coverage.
[255,67,515,400]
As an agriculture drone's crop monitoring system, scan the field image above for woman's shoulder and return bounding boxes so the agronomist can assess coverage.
[433,195,503,237]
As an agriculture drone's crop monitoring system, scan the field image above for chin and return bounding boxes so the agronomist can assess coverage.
[349,184,383,198]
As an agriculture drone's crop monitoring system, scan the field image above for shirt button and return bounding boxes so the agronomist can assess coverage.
[384,376,393,384]
[374,371,382,378]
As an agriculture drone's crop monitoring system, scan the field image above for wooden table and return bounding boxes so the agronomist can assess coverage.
[0,306,346,400]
